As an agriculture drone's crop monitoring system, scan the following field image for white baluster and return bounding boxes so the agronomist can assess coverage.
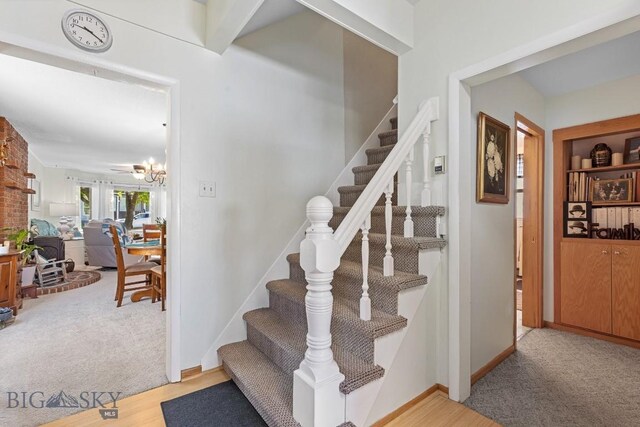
[360,213,371,321]
[293,196,345,427]
[383,181,394,276]
[404,149,414,237]
[421,121,432,207]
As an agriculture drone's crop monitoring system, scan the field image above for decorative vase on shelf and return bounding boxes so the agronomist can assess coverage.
[590,143,612,167]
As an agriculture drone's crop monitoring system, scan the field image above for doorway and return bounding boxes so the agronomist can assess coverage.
[514,113,545,342]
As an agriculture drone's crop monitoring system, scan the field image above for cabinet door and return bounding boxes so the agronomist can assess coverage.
[560,241,612,333]
[0,260,11,305]
[612,246,640,341]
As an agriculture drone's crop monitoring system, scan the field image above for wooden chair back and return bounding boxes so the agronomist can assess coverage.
[160,224,167,274]
[143,223,161,242]
[109,225,126,274]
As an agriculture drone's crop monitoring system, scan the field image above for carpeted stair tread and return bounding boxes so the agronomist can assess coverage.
[338,183,398,208]
[333,205,445,217]
[287,253,427,294]
[218,341,299,427]
[364,233,447,251]
[287,253,428,315]
[266,279,407,340]
[366,144,395,165]
[244,308,385,394]
[378,129,398,146]
[390,117,397,130]
[331,205,445,238]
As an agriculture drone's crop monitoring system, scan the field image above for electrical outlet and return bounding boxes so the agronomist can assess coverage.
[199,181,216,198]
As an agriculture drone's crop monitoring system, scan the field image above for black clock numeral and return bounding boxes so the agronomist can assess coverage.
[72,30,76,35]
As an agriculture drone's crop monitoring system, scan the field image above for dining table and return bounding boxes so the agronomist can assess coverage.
[126,240,161,302]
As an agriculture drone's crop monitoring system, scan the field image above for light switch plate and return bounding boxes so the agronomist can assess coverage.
[199,181,216,198]
[434,156,446,174]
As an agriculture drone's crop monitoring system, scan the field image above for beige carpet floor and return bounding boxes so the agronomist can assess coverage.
[0,270,167,427]
[465,328,640,426]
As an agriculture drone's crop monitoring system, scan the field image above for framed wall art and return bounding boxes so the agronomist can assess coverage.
[590,178,633,205]
[563,201,592,238]
[476,112,511,203]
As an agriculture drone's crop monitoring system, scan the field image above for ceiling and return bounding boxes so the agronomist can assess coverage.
[519,31,640,97]
[236,0,307,39]
[0,53,167,175]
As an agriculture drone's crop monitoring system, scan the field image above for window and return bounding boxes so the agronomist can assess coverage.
[113,189,151,229]
[80,186,92,227]
[516,153,524,178]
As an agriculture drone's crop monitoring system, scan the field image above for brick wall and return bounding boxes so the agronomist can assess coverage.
[0,117,29,235]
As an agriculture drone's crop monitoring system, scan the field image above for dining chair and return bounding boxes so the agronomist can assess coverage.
[142,223,161,263]
[151,224,167,311]
[109,225,158,307]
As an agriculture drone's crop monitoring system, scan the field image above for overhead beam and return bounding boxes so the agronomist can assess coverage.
[296,0,413,55]
[205,0,264,54]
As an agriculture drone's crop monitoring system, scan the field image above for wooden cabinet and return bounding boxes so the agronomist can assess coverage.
[0,252,20,315]
[560,240,612,334]
[612,246,640,341]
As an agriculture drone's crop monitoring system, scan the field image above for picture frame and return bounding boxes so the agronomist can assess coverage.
[476,112,511,203]
[30,179,41,211]
[624,136,640,164]
[564,201,591,238]
[590,178,634,205]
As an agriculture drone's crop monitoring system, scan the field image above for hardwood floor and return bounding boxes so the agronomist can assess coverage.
[43,368,230,427]
[384,391,498,427]
[46,370,495,427]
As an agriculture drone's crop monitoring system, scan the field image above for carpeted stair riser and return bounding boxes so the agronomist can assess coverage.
[218,341,300,427]
[390,117,397,130]
[339,183,398,208]
[353,164,398,186]
[266,280,408,364]
[287,253,428,315]
[378,129,398,147]
[344,233,419,274]
[366,144,395,165]
[244,309,385,394]
[330,206,444,238]
[267,283,375,363]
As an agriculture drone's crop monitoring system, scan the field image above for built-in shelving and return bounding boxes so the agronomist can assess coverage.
[567,163,640,174]
[1,180,20,189]
[23,172,36,179]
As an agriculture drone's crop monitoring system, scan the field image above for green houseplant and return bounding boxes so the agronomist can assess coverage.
[3,228,41,286]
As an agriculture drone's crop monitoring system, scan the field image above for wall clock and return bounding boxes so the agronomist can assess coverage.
[61,9,113,53]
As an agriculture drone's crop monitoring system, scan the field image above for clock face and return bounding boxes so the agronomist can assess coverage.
[61,10,112,53]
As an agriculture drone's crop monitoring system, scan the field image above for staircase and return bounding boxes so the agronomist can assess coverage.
[218,105,445,426]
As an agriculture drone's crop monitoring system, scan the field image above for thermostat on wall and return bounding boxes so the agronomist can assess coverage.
[434,156,446,174]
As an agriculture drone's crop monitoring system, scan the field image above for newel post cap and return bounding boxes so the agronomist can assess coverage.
[306,196,333,227]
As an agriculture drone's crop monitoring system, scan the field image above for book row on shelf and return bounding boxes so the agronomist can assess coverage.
[568,171,640,202]
[593,206,640,230]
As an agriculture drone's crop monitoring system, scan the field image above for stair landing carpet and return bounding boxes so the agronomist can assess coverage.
[161,380,267,427]
[464,328,640,426]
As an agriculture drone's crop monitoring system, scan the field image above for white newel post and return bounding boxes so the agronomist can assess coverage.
[421,121,432,207]
[294,196,345,427]
[360,213,371,321]
[404,148,414,238]
[383,181,395,276]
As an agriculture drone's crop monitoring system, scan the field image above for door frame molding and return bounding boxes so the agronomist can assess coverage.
[514,114,545,346]
[447,5,640,401]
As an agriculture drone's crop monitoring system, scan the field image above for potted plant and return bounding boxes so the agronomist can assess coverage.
[4,228,41,286]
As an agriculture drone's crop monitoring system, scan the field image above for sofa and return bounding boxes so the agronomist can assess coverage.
[84,220,138,268]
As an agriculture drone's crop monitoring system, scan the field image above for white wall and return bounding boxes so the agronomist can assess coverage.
[399,0,639,398]
[0,2,394,371]
[343,29,397,163]
[543,74,640,321]
[75,0,206,45]
[469,74,544,373]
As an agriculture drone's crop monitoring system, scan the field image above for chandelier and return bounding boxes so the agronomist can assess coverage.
[132,158,166,184]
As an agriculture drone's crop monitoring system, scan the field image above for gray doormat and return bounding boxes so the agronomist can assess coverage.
[161,380,268,427]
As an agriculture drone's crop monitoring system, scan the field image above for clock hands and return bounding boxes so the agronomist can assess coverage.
[79,25,104,44]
